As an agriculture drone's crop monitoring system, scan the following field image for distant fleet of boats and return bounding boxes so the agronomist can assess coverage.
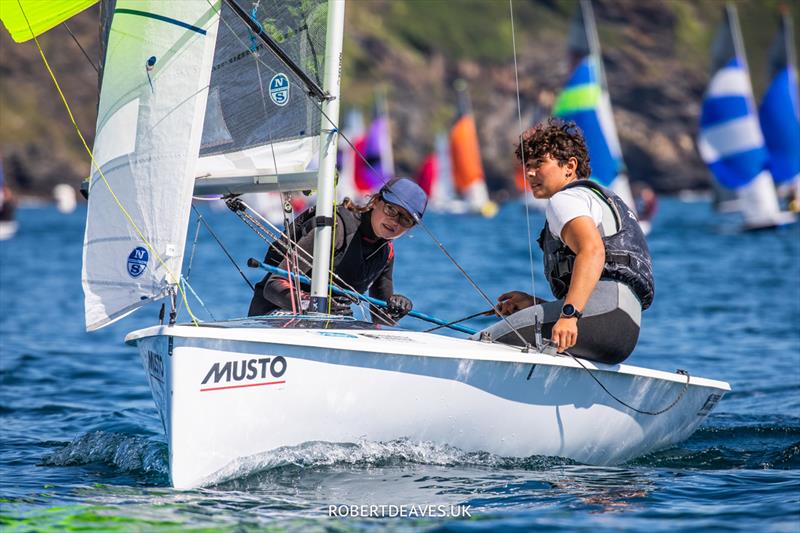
[1,2,797,236]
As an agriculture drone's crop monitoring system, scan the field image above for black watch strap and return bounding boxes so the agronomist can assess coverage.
[561,304,583,319]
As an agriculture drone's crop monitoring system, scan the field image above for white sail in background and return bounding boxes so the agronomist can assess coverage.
[336,108,365,201]
[82,1,221,330]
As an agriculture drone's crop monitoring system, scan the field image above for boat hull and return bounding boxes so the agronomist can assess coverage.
[129,320,729,488]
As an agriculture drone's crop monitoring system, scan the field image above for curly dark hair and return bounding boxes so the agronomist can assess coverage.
[514,117,591,180]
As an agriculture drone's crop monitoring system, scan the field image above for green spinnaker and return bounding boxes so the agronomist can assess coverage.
[0,0,99,43]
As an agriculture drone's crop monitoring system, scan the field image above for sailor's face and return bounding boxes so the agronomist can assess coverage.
[525,154,577,198]
[372,198,412,239]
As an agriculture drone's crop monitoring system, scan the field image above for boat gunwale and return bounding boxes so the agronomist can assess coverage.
[125,322,731,392]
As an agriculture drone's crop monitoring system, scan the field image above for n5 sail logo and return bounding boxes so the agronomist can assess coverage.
[200,356,287,392]
[269,73,289,106]
[127,246,149,278]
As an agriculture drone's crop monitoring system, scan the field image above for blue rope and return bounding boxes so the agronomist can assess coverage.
[251,260,477,335]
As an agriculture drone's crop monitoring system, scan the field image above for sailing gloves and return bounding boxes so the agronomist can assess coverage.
[327,295,354,316]
[386,294,413,321]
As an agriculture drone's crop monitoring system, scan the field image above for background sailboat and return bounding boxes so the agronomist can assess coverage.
[335,107,364,201]
[698,3,795,230]
[449,80,498,217]
[758,6,800,210]
[0,156,18,241]
[552,0,638,217]
[352,92,394,196]
[52,183,77,214]
[416,133,472,214]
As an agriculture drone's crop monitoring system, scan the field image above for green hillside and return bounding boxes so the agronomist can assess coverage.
[0,0,797,197]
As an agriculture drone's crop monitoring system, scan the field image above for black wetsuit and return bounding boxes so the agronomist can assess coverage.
[247,205,395,323]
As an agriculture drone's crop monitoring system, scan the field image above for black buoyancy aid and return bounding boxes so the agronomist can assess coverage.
[537,180,655,309]
[264,204,391,293]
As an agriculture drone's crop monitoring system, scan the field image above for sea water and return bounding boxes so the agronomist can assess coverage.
[1,198,798,531]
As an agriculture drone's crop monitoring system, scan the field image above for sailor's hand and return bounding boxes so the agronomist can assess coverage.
[327,295,354,316]
[495,291,536,316]
[387,294,413,320]
[551,317,578,353]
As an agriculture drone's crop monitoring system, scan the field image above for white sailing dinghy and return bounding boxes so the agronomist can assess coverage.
[71,0,729,488]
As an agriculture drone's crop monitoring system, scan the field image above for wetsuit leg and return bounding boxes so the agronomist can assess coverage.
[473,281,641,365]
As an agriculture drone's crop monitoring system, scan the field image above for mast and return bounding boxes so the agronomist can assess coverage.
[580,0,608,94]
[309,0,345,311]
[726,3,754,100]
[781,6,797,84]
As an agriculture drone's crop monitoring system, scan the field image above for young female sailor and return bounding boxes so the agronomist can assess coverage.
[477,118,654,365]
[248,178,427,325]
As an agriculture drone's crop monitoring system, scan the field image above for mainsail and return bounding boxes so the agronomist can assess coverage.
[82,0,333,330]
[553,0,635,211]
[697,4,789,228]
[194,0,329,194]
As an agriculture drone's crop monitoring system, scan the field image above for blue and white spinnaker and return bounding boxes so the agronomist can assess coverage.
[758,9,800,199]
[698,4,794,229]
[553,0,637,215]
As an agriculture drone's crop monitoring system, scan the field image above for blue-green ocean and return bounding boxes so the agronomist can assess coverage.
[1,198,798,531]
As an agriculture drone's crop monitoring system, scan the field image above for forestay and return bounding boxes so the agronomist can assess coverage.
[82,1,221,330]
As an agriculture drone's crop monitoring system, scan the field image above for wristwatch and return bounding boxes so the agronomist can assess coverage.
[561,303,583,319]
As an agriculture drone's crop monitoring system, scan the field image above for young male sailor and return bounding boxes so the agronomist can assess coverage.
[248,178,428,325]
[477,118,654,364]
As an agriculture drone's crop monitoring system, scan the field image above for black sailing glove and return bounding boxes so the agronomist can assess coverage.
[386,294,413,321]
[327,295,354,316]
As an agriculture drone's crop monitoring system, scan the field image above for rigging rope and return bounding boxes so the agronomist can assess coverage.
[190,204,255,292]
[62,21,98,73]
[509,0,538,298]
[16,0,200,326]
[566,352,691,416]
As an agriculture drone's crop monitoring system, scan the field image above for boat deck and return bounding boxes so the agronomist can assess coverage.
[125,314,730,391]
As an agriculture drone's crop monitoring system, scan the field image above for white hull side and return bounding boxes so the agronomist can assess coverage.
[737,170,796,229]
[132,325,729,489]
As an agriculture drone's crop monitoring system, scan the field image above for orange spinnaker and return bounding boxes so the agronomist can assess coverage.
[449,115,484,194]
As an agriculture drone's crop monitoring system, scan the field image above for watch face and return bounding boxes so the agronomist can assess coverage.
[562,304,575,316]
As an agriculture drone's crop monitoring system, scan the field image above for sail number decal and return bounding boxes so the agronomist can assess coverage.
[269,73,290,106]
[127,246,149,278]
